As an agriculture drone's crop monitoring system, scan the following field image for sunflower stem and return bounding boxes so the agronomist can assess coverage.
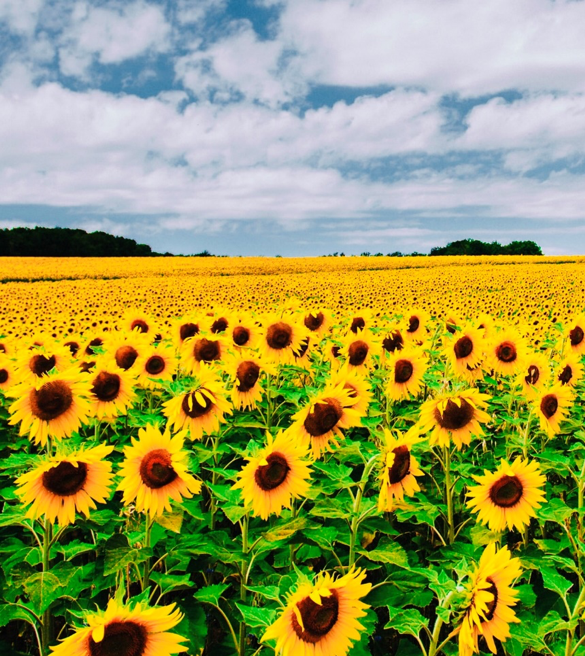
[577,460,585,543]
[566,582,585,656]
[428,591,454,656]
[348,455,378,568]
[41,518,53,655]
[239,513,250,656]
[441,446,455,545]
[141,514,153,592]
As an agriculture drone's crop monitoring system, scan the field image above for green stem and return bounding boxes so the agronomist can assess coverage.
[141,515,153,592]
[565,582,585,656]
[443,447,455,545]
[41,519,53,655]
[239,514,250,656]
[348,456,378,568]
[577,461,585,543]
[428,591,454,656]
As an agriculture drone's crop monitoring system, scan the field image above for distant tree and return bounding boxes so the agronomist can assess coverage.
[430,239,542,256]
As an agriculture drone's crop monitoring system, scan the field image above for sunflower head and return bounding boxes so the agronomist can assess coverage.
[534,384,573,437]
[386,347,428,401]
[378,426,423,511]
[443,323,485,377]
[486,327,527,375]
[467,457,546,532]
[564,314,585,355]
[516,351,550,399]
[303,309,331,336]
[0,356,15,392]
[259,313,308,365]
[402,308,430,343]
[136,343,177,389]
[180,332,227,373]
[339,330,379,372]
[122,309,156,336]
[87,358,136,420]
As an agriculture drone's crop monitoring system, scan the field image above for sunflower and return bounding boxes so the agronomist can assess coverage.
[118,423,201,517]
[339,331,380,373]
[329,366,373,416]
[163,365,232,440]
[15,343,72,381]
[418,389,491,449]
[443,312,462,335]
[287,384,362,458]
[303,309,331,337]
[81,333,109,358]
[475,313,496,341]
[49,598,187,656]
[108,332,148,372]
[173,316,203,348]
[8,370,92,446]
[467,457,546,532]
[381,327,405,357]
[564,314,585,355]
[485,327,526,376]
[293,335,313,368]
[259,313,308,365]
[122,309,156,336]
[63,337,82,358]
[136,343,177,390]
[228,313,260,350]
[458,543,522,656]
[0,356,16,392]
[346,309,374,335]
[16,444,114,527]
[232,431,312,520]
[263,567,371,656]
[0,337,13,356]
[403,308,430,343]
[179,333,228,374]
[534,384,573,437]
[556,351,583,387]
[386,347,428,401]
[516,351,550,399]
[443,324,485,377]
[225,354,276,410]
[378,427,423,511]
[321,339,344,370]
[87,359,136,420]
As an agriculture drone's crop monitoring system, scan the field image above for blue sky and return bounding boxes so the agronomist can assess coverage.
[2,0,585,256]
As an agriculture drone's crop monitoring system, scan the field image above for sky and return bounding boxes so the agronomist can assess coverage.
[2,0,585,256]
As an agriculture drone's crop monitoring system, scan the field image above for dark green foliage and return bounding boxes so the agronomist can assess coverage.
[430,239,543,256]
[0,227,163,257]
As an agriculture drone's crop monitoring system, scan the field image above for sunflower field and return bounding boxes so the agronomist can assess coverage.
[1,255,585,656]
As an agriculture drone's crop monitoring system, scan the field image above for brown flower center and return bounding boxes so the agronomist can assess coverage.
[211,317,228,333]
[232,326,250,346]
[181,390,213,418]
[254,452,290,491]
[454,336,473,359]
[30,380,73,421]
[495,341,517,363]
[304,312,324,331]
[484,579,499,621]
[91,371,121,402]
[434,397,475,431]
[489,474,523,508]
[29,354,56,377]
[331,345,341,359]
[80,360,96,373]
[266,322,293,350]
[570,325,584,347]
[139,449,177,489]
[294,338,310,358]
[389,445,411,484]
[145,355,165,375]
[236,361,260,392]
[180,322,199,342]
[193,338,221,362]
[303,398,343,436]
[394,359,414,384]
[383,331,404,353]
[446,320,457,334]
[42,461,88,496]
[350,317,365,333]
[64,341,80,356]
[85,338,103,355]
[88,620,148,656]
[348,340,369,366]
[0,368,8,384]
[292,590,339,644]
[115,345,139,370]
[540,394,558,419]
[0,343,6,353]
[525,365,540,385]
[407,315,420,333]
[130,319,149,333]
[558,365,573,385]
[344,382,358,398]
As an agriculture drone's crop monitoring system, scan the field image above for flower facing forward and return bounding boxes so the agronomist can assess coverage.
[467,457,546,532]
[263,568,371,656]
[232,431,312,520]
[16,444,114,527]
[118,424,201,517]
[458,543,522,656]
[50,599,187,656]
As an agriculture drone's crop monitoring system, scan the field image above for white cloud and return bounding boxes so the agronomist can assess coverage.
[175,0,227,25]
[0,0,44,35]
[58,1,170,77]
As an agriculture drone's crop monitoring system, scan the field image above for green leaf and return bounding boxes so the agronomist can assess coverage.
[150,572,192,596]
[222,504,248,524]
[359,541,409,568]
[155,511,184,534]
[309,498,349,519]
[538,498,574,524]
[541,567,573,598]
[245,585,281,602]
[194,583,230,606]
[385,606,429,637]
[103,547,152,577]
[0,604,38,628]
[235,602,276,629]
[261,517,310,543]
[23,572,65,614]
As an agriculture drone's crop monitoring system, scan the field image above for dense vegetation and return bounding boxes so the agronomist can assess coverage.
[0,227,162,257]
[430,239,542,256]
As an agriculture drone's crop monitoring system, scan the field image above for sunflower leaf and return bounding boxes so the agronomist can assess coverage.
[385,606,429,637]
[541,566,573,598]
[194,582,230,606]
[235,602,276,630]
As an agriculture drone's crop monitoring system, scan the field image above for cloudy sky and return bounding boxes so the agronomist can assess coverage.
[2,0,585,255]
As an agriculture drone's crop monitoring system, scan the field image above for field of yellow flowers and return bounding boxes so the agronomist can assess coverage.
[1,255,585,656]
